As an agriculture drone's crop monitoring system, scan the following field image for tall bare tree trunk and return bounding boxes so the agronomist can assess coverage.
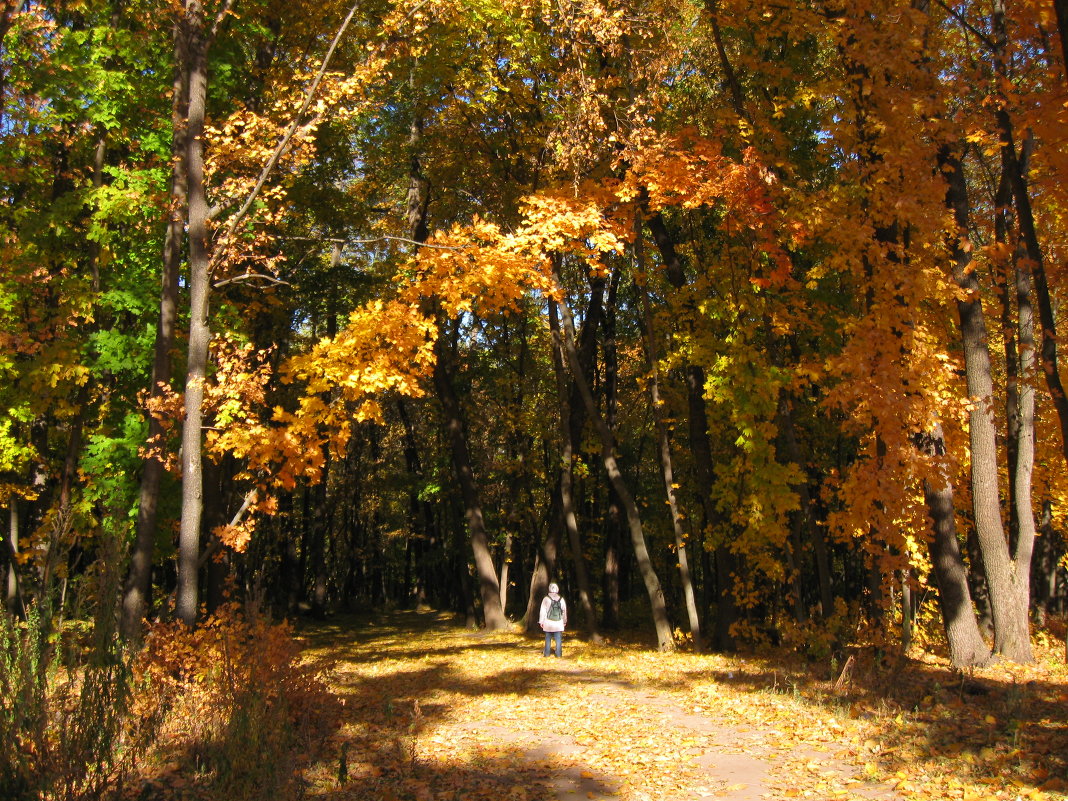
[176,0,212,627]
[397,398,433,609]
[943,146,1032,662]
[775,394,809,623]
[1008,174,1039,649]
[646,212,736,649]
[168,0,352,626]
[917,426,991,667]
[430,333,508,631]
[635,228,702,649]
[552,269,673,651]
[401,94,507,630]
[924,477,990,667]
[498,533,512,615]
[524,515,560,633]
[123,24,187,638]
[6,502,19,614]
[547,298,600,640]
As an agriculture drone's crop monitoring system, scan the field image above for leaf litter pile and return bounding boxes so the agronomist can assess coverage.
[293,611,1068,801]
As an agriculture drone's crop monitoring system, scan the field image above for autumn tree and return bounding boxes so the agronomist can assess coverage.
[6,0,1068,671]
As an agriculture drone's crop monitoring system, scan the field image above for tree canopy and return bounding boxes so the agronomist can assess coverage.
[2,0,1068,670]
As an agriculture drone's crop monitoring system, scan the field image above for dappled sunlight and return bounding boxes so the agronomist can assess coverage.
[292,611,1068,801]
[300,744,619,801]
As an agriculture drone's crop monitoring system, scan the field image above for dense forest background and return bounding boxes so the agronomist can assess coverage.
[3,0,1068,700]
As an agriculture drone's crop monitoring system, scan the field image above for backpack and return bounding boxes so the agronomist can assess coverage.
[547,597,563,622]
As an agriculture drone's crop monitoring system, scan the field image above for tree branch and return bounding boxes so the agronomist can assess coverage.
[207,0,236,47]
[197,487,258,569]
[213,271,292,289]
[207,195,239,221]
[210,0,431,272]
[282,234,463,251]
[933,0,996,52]
[350,235,461,251]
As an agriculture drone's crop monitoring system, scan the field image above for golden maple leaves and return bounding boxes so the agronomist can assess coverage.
[207,125,792,551]
[295,612,1068,801]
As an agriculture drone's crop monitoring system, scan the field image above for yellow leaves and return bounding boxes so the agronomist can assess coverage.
[239,299,439,494]
[394,130,792,328]
[212,521,254,553]
[514,188,630,261]
[400,220,554,318]
[625,129,729,211]
[287,299,435,400]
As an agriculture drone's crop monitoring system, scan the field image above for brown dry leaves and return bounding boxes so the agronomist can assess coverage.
[293,612,1068,801]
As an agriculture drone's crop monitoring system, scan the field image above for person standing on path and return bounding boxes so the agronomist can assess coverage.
[539,583,568,657]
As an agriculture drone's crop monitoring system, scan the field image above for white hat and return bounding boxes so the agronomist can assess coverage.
[548,583,559,595]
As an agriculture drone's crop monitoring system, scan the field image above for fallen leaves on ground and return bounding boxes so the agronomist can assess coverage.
[290,612,1068,801]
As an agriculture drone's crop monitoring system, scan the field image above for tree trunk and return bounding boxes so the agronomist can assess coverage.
[276,493,299,614]
[942,146,1032,662]
[601,523,621,628]
[432,334,509,630]
[498,316,530,619]
[635,229,702,649]
[900,570,912,653]
[552,270,674,651]
[498,532,512,615]
[775,391,824,621]
[1033,502,1062,621]
[59,137,99,520]
[309,477,330,617]
[524,507,560,633]
[647,336,703,650]
[570,273,606,631]
[57,392,86,517]
[121,25,186,637]
[449,508,478,628]
[809,520,834,618]
[982,0,1044,661]
[176,3,212,627]
[996,171,1022,547]
[309,251,340,615]
[915,421,990,667]
[6,502,19,615]
[646,211,736,649]
[397,398,431,609]
[923,474,990,667]
[405,104,506,630]
[309,422,334,616]
[1008,175,1039,648]
[547,296,600,639]
[1054,0,1068,91]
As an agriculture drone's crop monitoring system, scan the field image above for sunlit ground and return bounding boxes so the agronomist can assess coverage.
[291,610,1068,801]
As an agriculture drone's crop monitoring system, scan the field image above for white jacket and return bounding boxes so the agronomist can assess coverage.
[539,594,567,632]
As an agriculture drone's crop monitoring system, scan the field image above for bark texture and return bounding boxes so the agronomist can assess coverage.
[646,211,736,649]
[176,1,212,627]
[122,26,187,638]
[553,271,674,651]
[943,146,1032,662]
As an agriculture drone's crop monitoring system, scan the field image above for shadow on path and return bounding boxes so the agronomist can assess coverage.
[292,610,910,801]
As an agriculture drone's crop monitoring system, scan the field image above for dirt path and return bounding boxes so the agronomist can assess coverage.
[428,660,902,801]
[297,612,906,801]
[624,664,902,799]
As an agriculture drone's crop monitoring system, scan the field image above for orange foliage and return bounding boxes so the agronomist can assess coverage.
[230,127,791,532]
[135,603,337,798]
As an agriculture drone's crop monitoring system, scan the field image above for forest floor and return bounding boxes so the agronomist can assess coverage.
[291,610,1068,801]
